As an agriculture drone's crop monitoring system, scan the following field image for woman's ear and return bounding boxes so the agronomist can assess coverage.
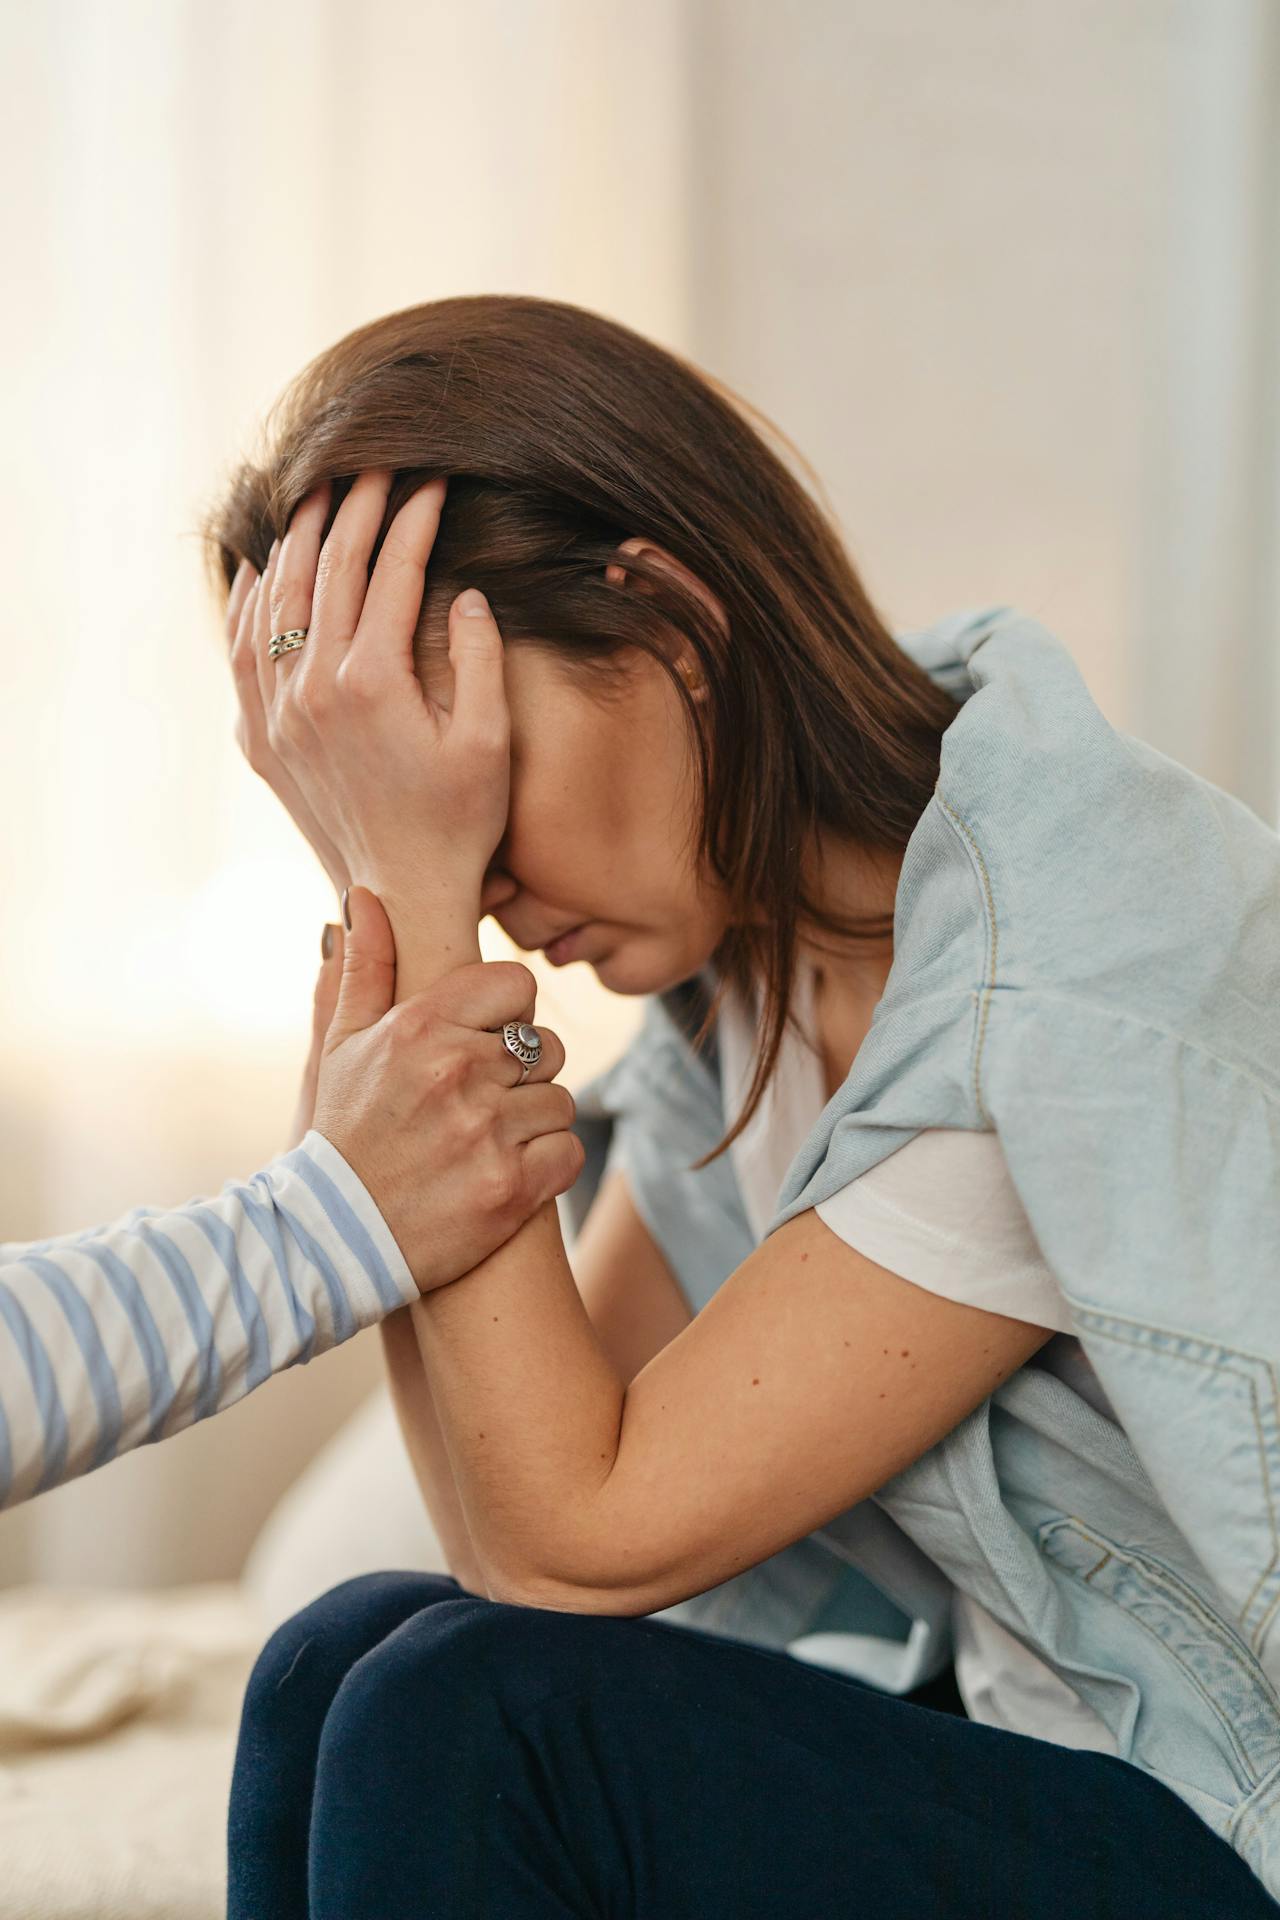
[674,657,709,700]
[605,537,726,694]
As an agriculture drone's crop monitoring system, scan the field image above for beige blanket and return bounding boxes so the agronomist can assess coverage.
[0,1583,269,1920]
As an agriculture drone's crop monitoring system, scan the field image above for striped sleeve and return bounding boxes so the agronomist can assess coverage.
[0,1128,418,1510]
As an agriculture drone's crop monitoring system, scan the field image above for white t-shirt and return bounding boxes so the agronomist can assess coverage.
[717,961,1120,1756]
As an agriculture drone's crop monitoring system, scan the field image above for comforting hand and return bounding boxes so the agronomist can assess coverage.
[309,887,582,1295]
[234,469,510,984]
[287,915,348,1152]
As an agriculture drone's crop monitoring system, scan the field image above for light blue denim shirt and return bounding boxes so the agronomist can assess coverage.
[565,606,1280,1900]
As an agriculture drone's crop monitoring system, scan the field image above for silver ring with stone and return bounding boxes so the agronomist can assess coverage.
[499,1021,543,1080]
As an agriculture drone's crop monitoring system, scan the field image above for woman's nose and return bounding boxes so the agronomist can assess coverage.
[480,867,519,915]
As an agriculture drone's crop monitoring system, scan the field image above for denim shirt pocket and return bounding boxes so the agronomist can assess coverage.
[1038,1517,1280,1792]
[1069,1308,1280,1667]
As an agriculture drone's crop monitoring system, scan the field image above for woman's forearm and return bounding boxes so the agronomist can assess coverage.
[384,900,627,1602]
[379,1310,491,1597]
[407,1195,627,1602]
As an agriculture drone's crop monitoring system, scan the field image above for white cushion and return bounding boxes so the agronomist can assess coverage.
[240,1385,448,1636]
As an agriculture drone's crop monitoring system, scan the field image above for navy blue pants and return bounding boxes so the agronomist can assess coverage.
[227,1570,1277,1918]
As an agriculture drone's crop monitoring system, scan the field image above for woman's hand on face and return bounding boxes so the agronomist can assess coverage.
[251,470,511,969]
[226,554,350,897]
[312,888,583,1295]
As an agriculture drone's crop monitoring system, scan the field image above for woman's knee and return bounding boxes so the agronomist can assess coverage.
[308,1601,680,1907]
[241,1569,467,1727]
[316,1595,625,1775]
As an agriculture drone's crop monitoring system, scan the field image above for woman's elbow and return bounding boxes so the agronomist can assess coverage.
[484,1539,698,1617]
[486,1568,661,1616]
[483,1486,705,1616]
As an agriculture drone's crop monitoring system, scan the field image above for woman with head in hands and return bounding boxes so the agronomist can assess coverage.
[210,293,1280,1919]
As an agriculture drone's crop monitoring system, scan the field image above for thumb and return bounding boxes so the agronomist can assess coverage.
[326,886,397,1046]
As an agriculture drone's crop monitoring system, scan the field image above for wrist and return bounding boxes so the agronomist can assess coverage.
[375,877,484,999]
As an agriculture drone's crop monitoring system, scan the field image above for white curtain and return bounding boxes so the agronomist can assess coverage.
[0,0,684,1584]
[0,0,1275,1589]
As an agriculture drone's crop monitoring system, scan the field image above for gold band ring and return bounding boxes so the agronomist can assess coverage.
[268,629,309,660]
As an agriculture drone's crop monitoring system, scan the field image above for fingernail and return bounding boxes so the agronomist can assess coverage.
[341,888,352,932]
[321,923,335,961]
[268,537,281,566]
[456,588,489,618]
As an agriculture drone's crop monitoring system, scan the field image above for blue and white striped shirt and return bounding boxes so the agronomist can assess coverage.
[0,1128,418,1509]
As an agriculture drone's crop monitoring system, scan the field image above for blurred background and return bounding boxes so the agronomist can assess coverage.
[1,0,1277,1597]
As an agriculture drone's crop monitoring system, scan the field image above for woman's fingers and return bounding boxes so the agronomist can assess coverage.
[309,468,393,656]
[230,571,282,780]
[269,480,331,667]
[396,962,565,1086]
[476,1018,565,1090]
[232,466,511,914]
[495,1021,565,1087]
[252,537,282,715]
[520,1129,588,1207]
[425,959,541,1037]
[448,590,509,748]
[347,475,447,680]
[222,543,350,893]
[501,1080,578,1146]
[230,572,262,706]
[225,556,256,642]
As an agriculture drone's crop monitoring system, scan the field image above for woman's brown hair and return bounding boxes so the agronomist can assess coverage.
[198,293,958,1164]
